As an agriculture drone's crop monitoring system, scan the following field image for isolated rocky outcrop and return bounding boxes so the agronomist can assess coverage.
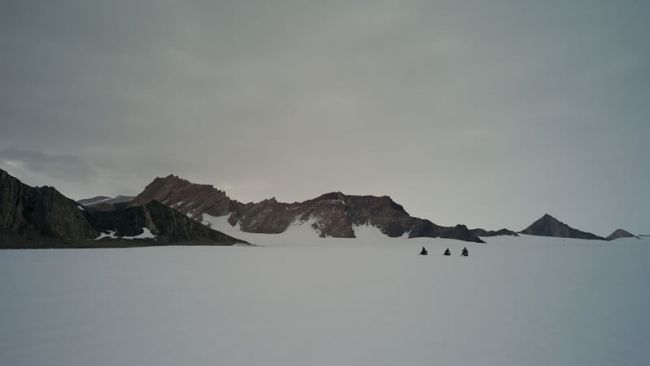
[521,214,605,240]
[470,228,519,237]
[130,175,485,243]
[606,229,638,241]
[0,169,246,248]
[78,195,134,212]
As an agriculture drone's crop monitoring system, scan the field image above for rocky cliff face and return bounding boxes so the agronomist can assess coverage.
[521,214,605,240]
[131,175,485,243]
[606,229,638,241]
[1,169,98,246]
[0,169,246,248]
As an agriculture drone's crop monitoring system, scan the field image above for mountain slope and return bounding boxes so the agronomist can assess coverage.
[88,200,246,245]
[521,214,605,240]
[130,175,485,243]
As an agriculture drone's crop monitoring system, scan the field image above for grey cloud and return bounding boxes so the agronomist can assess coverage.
[1,0,649,235]
[0,148,96,183]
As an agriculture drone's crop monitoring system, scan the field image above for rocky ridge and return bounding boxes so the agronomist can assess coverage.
[130,175,487,243]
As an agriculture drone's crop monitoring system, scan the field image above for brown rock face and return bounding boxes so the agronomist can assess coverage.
[130,175,485,243]
[129,175,239,219]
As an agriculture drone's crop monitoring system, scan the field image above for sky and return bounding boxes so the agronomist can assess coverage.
[1,0,648,235]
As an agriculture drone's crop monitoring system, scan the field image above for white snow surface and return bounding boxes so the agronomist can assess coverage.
[1,233,649,366]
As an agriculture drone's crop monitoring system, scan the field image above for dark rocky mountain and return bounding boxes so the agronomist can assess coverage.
[88,201,245,245]
[130,175,485,243]
[470,228,519,237]
[521,214,605,240]
[0,169,246,248]
[1,169,98,247]
[606,229,638,241]
[78,195,134,212]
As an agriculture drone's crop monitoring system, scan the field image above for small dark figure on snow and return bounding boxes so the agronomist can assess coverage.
[419,247,428,255]
[461,247,469,257]
[443,248,451,256]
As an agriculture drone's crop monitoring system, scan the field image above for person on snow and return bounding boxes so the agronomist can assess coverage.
[443,248,451,256]
[419,247,428,255]
[461,247,469,257]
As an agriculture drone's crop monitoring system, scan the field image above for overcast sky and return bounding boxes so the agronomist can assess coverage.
[1,0,648,235]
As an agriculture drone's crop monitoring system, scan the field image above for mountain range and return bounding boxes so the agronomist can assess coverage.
[0,168,641,247]
[0,169,246,248]
[128,174,488,243]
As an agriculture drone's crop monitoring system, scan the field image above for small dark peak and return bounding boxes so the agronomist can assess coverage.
[606,229,638,241]
[522,214,605,240]
[419,247,428,255]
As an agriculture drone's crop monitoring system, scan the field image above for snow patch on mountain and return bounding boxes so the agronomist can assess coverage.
[95,228,156,240]
[201,214,401,246]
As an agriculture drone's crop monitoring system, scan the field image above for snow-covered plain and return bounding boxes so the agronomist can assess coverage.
[1,222,649,366]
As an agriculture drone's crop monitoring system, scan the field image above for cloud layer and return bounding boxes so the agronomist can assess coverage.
[1,0,649,235]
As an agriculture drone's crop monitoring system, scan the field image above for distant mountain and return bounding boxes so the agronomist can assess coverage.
[78,195,134,212]
[130,175,485,243]
[606,229,638,241]
[0,169,246,248]
[470,228,519,238]
[521,214,605,240]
